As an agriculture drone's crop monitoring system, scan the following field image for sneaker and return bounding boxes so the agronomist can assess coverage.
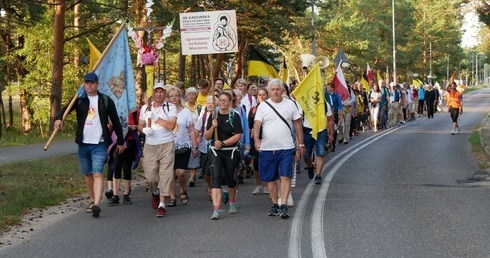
[156,207,166,217]
[252,186,263,195]
[123,195,132,205]
[107,195,120,205]
[92,205,101,218]
[344,141,348,144]
[188,179,195,187]
[287,193,294,207]
[222,191,229,204]
[229,203,238,214]
[314,175,322,185]
[151,194,159,210]
[264,187,269,195]
[268,204,280,216]
[451,129,455,135]
[279,205,289,219]
[456,127,460,134]
[211,209,222,220]
[105,189,113,199]
[307,167,314,180]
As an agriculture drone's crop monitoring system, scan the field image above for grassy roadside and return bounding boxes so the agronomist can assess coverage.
[469,124,489,170]
[0,95,74,147]
[0,155,85,233]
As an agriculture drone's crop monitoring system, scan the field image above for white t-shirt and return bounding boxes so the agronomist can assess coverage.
[83,95,103,144]
[139,101,177,145]
[173,108,194,149]
[194,111,211,153]
[303,102,332,130]
[255,98,301,151]
[240,93,257,118]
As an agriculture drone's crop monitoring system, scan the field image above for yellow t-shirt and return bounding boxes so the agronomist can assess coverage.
[196,93,208,106]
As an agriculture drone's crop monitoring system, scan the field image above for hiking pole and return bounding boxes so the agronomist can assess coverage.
[43,94,78,151]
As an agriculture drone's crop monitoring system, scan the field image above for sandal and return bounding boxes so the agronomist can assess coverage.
[180,190,189,205]
[167,199,177,207]
[86,202,94,213]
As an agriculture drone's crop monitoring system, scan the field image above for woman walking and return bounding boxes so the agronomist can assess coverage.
[166,86,198,206]
[204,92,243,220]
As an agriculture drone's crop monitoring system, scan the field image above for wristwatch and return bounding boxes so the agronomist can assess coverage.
[298,144,305,147]
[221,141,226,146]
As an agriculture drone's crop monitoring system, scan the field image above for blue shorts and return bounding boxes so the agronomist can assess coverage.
[259,149,295,182]
[78,142,107,175]
[304,130,327,159]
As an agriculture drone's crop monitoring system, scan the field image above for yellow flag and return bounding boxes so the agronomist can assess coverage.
[223,82,231,89]
[361,71,370,92]
[377,70,382,82]
[412,79,423,87]
[247,46,279,78]
[87,38,101,71]
[291,63,326,140]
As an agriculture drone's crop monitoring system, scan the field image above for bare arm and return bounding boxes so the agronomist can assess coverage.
[253,120,262,152]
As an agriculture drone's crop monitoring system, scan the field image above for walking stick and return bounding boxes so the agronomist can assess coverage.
[43,94,78,151]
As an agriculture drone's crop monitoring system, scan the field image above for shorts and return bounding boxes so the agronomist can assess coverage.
[259,148,295,182]
[174,148,191,170]
[199,151,210,176]
[78,142,107,175]
[304,130,327,159]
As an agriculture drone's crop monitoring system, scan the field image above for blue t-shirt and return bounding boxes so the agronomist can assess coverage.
[418,88,425,100]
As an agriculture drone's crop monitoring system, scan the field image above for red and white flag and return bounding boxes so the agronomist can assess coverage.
[366,63,375,82]
[333,61,349,101]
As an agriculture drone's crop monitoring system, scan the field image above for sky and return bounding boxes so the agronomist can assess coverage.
[461,6,482,49]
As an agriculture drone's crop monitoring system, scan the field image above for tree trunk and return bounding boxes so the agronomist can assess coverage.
[8,96,12,127]
[178,51,186,84]
[190,55,197,87]
[73,0,81,71]
[212,53,224,85]
[20,89,32,132]
[49,0,65,132]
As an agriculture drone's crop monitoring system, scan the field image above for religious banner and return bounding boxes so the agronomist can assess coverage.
[180,10,238,55]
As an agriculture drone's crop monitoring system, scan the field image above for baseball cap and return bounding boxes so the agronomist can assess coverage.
[84,72,98,82]
[185,87,198,94]
[153,82,166,90]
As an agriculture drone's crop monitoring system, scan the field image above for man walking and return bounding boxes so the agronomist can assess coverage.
[54,72,125,218]
[253,79,305,219]
[138,84,177,217]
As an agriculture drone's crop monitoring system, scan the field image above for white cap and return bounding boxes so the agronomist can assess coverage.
[153,82,166,90]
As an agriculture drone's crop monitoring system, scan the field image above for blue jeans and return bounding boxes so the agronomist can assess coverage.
[78,142,107,175]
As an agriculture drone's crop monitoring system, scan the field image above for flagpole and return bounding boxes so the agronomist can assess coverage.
[44,24,126,151]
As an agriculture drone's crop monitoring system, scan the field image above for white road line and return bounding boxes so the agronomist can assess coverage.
[289,119,426,258]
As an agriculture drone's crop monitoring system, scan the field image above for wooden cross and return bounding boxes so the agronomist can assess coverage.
[132,20,166,44]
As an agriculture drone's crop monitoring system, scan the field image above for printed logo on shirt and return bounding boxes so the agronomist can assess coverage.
[85,104,97,125]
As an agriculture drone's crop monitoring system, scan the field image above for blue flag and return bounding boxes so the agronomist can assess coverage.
[80,26,137,136]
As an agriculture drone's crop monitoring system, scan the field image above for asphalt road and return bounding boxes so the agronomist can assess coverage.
[1,88,490,257]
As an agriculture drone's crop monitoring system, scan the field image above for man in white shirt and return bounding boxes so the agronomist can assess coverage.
[138,84,177,218]
[54,72,124,218]
[253,79,305,219]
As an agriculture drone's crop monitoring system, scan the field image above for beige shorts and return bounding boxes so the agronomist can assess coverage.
[143,141,175,196]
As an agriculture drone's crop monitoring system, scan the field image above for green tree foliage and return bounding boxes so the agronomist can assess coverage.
[0,0,484,138]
